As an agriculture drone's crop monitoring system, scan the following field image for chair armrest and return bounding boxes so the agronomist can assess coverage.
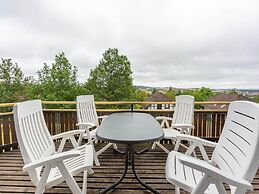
[176,134,217,147]
[176,134,217,160]
[156,116,173,121]
[52,130,85,140]
[156,116,173,128]
[23,150,81,172]
[98,115,108,124]
[76,122,96,128]
[172,124,194,129]
[97,115,108,119]
[178,155,253,190]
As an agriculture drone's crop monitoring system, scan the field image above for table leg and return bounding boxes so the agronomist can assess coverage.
[130,145,160,194]
[100,145,129,194]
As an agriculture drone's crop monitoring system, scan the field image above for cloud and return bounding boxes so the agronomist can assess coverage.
[0,0,259,88]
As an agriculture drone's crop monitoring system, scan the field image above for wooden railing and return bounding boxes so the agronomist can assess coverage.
[0,101,229,153]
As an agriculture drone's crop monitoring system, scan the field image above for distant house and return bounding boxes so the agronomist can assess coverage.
[144,91,173,110]
[203,93,253,110]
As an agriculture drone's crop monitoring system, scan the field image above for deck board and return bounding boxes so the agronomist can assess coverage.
[0,143,258,194]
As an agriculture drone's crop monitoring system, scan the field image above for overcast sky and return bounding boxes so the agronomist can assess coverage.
[1,0,259,89]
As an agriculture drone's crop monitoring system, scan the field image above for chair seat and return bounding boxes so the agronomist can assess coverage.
[163,128,180,139]
[166,151,218,194]
[82,128,97,139]
[46,145,93,188]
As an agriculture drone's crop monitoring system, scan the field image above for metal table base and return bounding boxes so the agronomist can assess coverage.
[100,144,160,194]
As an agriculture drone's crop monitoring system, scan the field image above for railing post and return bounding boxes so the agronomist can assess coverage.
[131,103,134,112]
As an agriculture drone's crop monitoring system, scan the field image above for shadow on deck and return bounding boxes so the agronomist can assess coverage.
[0,143,258,194]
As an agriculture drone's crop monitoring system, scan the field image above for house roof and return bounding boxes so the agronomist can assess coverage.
[145,91,172,102]
[204,93,253,110]
[143,92,172,109]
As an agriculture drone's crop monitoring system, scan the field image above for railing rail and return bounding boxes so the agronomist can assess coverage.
[0,101,229,153]
[0,101,231,107]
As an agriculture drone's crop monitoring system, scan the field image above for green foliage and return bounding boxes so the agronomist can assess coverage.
[0,51,217,108]
[250,95,259,103]
[151,88,157,94]
[0,58,32,103]
[164,87,181,100]
[135,89,149,101]
[32,52,81,101]
[182,87,215,101]
[85,48,136,101]
[228,89,238,94]
[164,87,215,102]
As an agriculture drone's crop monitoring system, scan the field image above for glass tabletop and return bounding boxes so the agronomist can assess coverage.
[96,112,164,144]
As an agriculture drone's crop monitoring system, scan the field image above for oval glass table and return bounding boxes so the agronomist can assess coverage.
[96,112,164,194]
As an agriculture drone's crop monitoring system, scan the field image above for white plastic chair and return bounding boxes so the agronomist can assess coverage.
[152,95,195,153]
[166,101,259,194]
[76,95,117,166]
[13,100,93,194]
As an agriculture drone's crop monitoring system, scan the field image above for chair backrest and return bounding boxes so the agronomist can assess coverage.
[212,101,259,183]
[76,95,99,127]
[172,95,195,125]
[13,100,55,185]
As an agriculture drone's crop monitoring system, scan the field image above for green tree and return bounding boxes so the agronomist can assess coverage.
[85,48,136,101]
[250,95,259,103]
[0,58,31,103]
[151,88,157,94]
[33,52,81,101]
[228,89,238,94]
[135,89,149,101]
[164,86,178,100]
[193,87,215,101]
[180,87,214,102]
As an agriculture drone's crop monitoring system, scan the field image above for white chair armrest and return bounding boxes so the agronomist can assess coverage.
[156,116,173,128]
[176,134,217,147]
[23,150,81,172]
[52,129,85,140]
[172,124,194,129]
[76,122,96,128]
[178,155,253,190]
[97,115,108,124]
[156,116,173,121]
[52,130,86,152]
[176,134,217,160]
[97,115,108,119]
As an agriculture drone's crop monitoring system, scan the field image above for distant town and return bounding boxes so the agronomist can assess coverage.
[136,86,259,96]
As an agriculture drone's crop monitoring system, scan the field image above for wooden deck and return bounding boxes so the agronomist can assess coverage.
[0,143,259,194]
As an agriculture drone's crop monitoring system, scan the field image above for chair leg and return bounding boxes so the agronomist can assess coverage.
[174,139,181,151]
[57,138,67,153]
[173,138,193,153]
[86,136,100,166]
[175,186,180,194]
[96,142,113,156]
[215,180,227,194]
[58,162,82,194]
[185,143,197,155]
[35,165,51,194]
[191,174,211,194]
[88,168,94,174]
[151,142,157,149]
[78,133,83,146]
[112,143,118,150]
[82,169,88,194]
[93,148,100,166]
[156,142,169,153]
